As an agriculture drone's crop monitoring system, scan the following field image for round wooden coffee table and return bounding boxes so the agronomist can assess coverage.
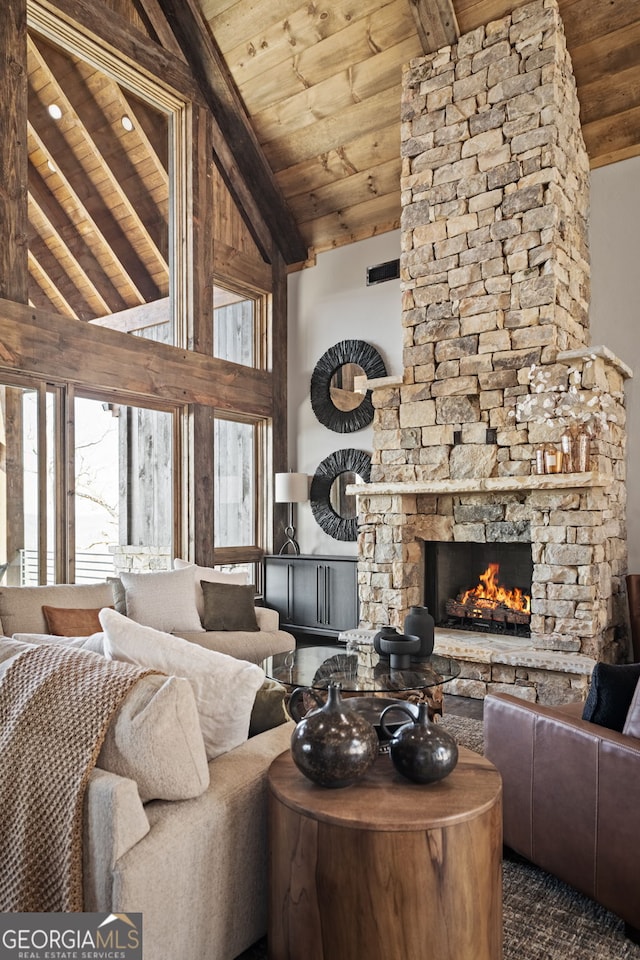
[268,746,502,960]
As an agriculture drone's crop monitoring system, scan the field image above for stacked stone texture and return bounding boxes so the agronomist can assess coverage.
[356,0,630,692]
[373,0,591,487]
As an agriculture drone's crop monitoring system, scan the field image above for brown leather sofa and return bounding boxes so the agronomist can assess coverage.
[484,692,640,939]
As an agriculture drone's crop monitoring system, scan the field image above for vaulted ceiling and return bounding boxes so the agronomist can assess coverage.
[198,0,640,260]
[26,0,640,323]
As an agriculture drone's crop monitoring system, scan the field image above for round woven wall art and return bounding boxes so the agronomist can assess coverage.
[310,340,387,433]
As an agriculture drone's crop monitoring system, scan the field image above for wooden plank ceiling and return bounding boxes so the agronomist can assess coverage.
[198,0,640,260]
[25,0,640,321]
[27,29,170,325]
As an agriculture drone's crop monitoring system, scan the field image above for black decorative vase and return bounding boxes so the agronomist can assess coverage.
[379,702,458,784]
[373,625,401,660]
[290,682,379,788]
[404,605,435,660]
[379,634,420,669]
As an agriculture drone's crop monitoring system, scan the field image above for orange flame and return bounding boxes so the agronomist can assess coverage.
[459,563,531,614]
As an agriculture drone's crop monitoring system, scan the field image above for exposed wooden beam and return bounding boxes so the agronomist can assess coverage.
[0,298,275,418]
[27,248,78,318]
[0,0,29,303]
[30,0,200,103]
[28,160,130,314]
[90,297,170,331]
[409,0,459,53]
[27,118,151,303]
[154,0,308,266]
[27,226,98,319]
[131,0,186,61]
[28,34,169,283]
[213,240,272,293]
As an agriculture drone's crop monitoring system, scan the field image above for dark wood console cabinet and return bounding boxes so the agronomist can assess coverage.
[263,555,359,641]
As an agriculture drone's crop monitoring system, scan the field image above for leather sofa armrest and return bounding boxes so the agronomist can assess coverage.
[83,767,150,911]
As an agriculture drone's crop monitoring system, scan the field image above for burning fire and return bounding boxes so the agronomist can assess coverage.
[459,563,531,614]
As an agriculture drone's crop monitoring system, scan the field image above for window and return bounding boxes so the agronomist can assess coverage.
[214,417,256,549]
[27,3,188,346]
[74,397,174,580]
[0,383,58,584]
[0,377,178,584]
[213,283,263,366]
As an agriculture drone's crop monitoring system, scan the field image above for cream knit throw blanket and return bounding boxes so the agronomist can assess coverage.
[0,643,153,912]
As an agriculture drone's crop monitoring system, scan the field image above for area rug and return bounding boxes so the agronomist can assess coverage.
[236,715,640,960]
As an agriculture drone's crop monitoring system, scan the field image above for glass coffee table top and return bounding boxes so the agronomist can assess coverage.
[261,645,460,694]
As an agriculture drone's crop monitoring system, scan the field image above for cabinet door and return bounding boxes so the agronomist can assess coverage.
[290,560,323,628]
[323,560,358,631]
[263,558,293,623]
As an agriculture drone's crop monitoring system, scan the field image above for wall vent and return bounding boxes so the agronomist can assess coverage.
[366,258,400,286]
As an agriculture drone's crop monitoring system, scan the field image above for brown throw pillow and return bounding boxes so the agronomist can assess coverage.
[200,580,259,632]
[42,605,110,637]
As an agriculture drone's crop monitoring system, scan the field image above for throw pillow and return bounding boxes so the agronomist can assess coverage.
[0,636,209,801]
[201,580,259,632]
[173,558,248,621]
[100,607,265,760]
[249,677,288,737]
[582,662,640,732]
[622,678,640,739]
[108,577,128,615]
[13,632,106,655]
[119,567,203,634]
[41,605,108,637]
[98,672,210,802]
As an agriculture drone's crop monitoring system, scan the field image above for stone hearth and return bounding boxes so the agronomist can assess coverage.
[348,0,632,704]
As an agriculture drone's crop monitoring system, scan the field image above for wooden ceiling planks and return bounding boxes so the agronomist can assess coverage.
[28,34,169,292]
[20,0,640,301]
[199,0,640,258]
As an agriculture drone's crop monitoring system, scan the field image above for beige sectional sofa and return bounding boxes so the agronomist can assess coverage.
[0,580,295,663]
[0,580,297,960]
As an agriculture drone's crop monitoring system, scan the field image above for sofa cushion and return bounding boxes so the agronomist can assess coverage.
[201,580,259,632]
[0,582,114,637]
[100,608,265,760]
[582,662,640,732]
[249,677,288,737]
[42,605,107,637]
[0,637,209,801]
[173,558,248,621]
[120,568,203,634]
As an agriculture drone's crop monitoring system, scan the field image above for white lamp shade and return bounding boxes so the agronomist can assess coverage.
[275,472,308,503]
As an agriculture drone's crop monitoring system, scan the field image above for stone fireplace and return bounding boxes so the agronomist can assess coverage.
[349,0,632,704]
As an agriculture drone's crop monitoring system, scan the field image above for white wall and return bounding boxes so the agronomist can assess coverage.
[287,232,403,556]
[590,156,640,572]
[288,156,640,566]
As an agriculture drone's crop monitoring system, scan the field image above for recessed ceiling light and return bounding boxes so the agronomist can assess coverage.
[121,115,133,132]
[47,160,56,173]
[48,104,62,120]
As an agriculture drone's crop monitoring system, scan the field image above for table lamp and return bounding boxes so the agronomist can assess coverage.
[275,472,308,555]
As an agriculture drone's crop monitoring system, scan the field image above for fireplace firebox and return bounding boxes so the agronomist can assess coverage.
[424,541,533,638]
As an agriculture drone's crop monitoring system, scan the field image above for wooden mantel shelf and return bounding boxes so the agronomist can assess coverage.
[347,471,610,498]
